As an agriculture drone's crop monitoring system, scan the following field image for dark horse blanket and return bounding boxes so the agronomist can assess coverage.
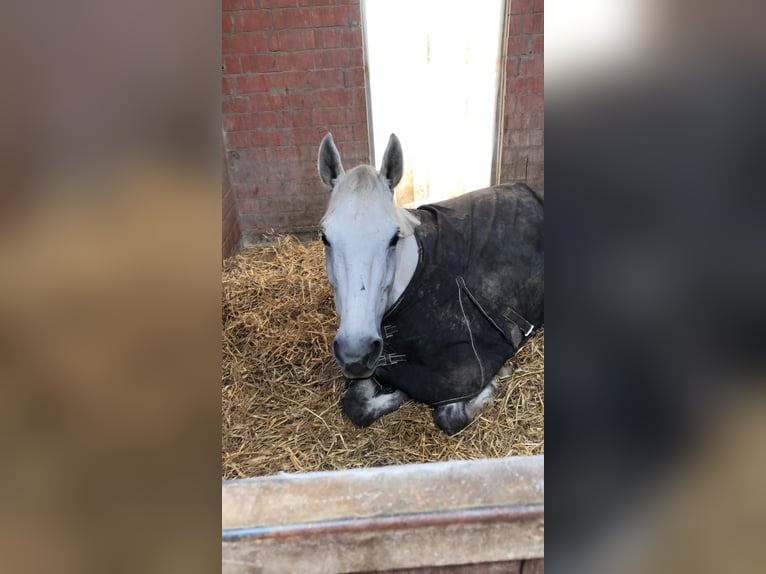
[372,183,544,406]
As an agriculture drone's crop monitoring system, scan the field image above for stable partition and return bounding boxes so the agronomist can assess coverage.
[222,455,544,573]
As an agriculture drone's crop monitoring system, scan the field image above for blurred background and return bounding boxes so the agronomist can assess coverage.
[545,0,766,572]
[1,1,221,572]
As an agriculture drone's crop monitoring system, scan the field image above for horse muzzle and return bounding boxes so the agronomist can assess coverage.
[333,335,383,379]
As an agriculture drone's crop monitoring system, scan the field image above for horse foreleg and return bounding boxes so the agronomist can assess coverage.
[341,378,408,427]
[432,369,509,435]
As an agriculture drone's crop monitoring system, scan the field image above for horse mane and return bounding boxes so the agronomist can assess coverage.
[322,165,420,237]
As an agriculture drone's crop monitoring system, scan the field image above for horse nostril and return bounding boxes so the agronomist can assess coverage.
[367,338,383,367]
[333,338,341,361]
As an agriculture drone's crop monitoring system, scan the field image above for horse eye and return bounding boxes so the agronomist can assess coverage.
[388,233,400,248]
[320,233,330,247]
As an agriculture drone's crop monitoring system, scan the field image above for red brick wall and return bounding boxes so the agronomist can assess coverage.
[222,0,544,241]
[222,0,370,243]
[500,0,544,191]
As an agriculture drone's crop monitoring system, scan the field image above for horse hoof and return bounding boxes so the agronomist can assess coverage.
[341,389,375,427]
[433,402,470,435]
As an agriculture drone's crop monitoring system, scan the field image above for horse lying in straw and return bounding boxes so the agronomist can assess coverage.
[318,133,544,434]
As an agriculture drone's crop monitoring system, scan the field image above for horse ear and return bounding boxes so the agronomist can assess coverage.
[318,133,344,189]
[379,133,403,190]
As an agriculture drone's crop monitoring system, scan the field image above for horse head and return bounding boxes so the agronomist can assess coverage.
[318,133,419,379]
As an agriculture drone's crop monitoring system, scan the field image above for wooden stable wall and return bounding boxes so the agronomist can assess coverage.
[222,456,544,573]
[221,0,544,248]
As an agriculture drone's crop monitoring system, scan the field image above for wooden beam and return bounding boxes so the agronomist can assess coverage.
[223,456,544,573]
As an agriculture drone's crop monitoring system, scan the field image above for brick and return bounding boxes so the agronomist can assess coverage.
[273,146,312,162]
[303,29,317,49]
[224,131,250,149]
[519,77,537,93]
[222,76,236,95]
[312,28,344,49]
[261,0,297,7]
[314,48,351,69]
[232,184,252,201]
[287,127,323,145]
[312,107,346,125]
[510,130,531,147]
[527,146,544,164]
[526,76,543,94]
[285,91,313,108]
[247,93,284,112]
[325,125,353,142]
[237,197,259,215]
[519,55,544,76]
[315,88,351,107]
[349,49,363,67]
[237,214,259,230]
[271,70,310,90]
[533,0,544,12]
[224,33,268,54]
[312,6,348,27]
[223,0,259,9]
[530,112,544,129]
[530,129,544,146]
[510,13,544,36]
[276,51,313,71]
[310,69,344,89]
[347,7,362,27]
[250,130,284,147]
[222,96,248,114]
[350,87,366,107]
[225,112,277,132]
[352,122,369,142]
[267,29,305,51]
[509,14,523,36]
[277,108,313,128]
[524,13,544,34]
[298,0,335,5]
[261,197,294,215]
[517,93,544,113]
[222,14,233,34]
[273,8,312,29]
[342,27,362,48]
[233,12,272,33]
[504,92,519,113]
[511,0,531,14]
[346,105,367,124]
[507,36,525,56]
[222,55,241,75]
[236,75,270,93]
[501,149,529,178]
[529,35,544,55]
[504,112,527,130]
[241,53,279,73]
[343,67,366,88]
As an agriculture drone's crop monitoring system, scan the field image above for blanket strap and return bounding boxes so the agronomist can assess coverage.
[456,276,534,349]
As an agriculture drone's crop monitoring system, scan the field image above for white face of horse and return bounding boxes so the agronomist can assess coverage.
[318,133,412,379]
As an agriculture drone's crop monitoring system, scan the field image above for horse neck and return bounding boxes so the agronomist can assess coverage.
[388,233,419,309]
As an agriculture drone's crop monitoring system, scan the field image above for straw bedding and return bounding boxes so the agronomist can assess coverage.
[222,235,544,479]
